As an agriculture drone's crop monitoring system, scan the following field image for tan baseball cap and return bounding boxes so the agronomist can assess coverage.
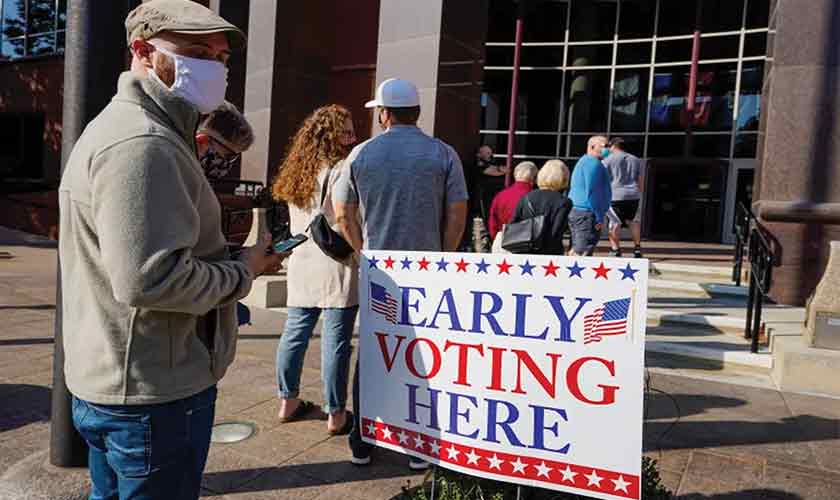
[125,0,246,50]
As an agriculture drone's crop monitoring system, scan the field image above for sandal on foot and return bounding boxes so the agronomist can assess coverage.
[328,411,354,436]
[278,400,315,423]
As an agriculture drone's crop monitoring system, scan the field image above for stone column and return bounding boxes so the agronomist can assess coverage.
[753,0,840,306]
[372,0,488,166]
[240,0,332,184]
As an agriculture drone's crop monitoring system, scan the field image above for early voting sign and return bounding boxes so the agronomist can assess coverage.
[359,252,648,500]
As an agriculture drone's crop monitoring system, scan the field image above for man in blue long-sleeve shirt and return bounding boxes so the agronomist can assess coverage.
[568,135,612,255]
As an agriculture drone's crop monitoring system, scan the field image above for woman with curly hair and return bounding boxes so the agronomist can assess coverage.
[271,105,357,434]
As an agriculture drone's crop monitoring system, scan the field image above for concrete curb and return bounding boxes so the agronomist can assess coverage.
[650,262,735,278]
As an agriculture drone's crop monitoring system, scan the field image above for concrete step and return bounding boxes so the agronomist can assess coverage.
[649,277,748,298]
[644,323,772,370]
[650,261,746,281]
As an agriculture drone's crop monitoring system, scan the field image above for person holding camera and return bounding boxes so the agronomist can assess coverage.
[271,105,359,435]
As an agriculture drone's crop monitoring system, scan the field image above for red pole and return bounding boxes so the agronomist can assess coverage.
[687,29,701,117]
[685,2,702,156]
[505,14,524,187]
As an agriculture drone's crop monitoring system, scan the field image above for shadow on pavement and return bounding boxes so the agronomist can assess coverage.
[679,490,802,500]
[202,453,420,496]
[0,384,52,432]
[644,393,746,421]
[644,415,839,453]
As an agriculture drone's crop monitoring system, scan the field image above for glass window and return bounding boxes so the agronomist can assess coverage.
[650,67,689,132]
[692,63,737,132]
[480,70,564,132]
[745,0,770,28]
[737,61,764,131]
[479,133,508,156]
[617,42,652,65]
[743,32,768,57]
[691,134,732,157]
[2,0,26,38]
[26,32,53,56]
[518,134,560,158]
[487,0,516,42]
[568,135,590,157]
[569,0,617,42]
[1,37,24,59]
[648,134,685,157]
[699,35,740,60]
[658,0,698,37]
[656,39,694,63]
[612,69,650,132]
[524,0,567,43]
[567,44,613,67]
[700,0,745,33]
[734,133,758,157]
[485,46,514,67]
[618,0,657,39]
[27,0,56,35]
[564,69,610,132]
[521,46,564,67]
[1,0,66,59]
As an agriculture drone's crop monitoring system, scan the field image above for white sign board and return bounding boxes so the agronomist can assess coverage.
[359,251,648,500]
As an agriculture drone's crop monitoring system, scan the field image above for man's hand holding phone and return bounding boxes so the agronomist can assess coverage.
[237,232,288,278]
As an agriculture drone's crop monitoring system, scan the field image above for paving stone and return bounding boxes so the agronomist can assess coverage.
[763,465,840,500]
[644,449,692,475]
[205,469,325,499]
[218,426,329,466]
[680,451,765,492]
[202,447,274,495]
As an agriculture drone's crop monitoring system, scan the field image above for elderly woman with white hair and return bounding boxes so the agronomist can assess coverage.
[508,159,573,255]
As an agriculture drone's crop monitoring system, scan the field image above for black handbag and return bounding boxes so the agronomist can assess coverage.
[308,169,354,260]
[501,196,545,254]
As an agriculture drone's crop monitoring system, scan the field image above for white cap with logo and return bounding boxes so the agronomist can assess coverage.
[365,78,420,108]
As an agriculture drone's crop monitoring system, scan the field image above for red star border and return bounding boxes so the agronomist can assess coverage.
[592,262,611,279]
[455,258,470,272]
[418,257,431,270]
[497,259,512,275]
[384,256,395,269]
[542,261,560,277]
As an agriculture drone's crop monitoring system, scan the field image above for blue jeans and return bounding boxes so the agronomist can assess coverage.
[72,386,217,500]
[276,306,357,413]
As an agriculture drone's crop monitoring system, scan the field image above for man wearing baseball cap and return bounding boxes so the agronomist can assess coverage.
[58,1,284,497]
[334,78,469,468]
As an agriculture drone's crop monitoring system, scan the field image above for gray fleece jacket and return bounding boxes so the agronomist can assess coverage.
[58,72,253,405]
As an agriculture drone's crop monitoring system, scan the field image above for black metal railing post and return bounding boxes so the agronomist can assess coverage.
[732,202,751,287]
[744,231,757,340]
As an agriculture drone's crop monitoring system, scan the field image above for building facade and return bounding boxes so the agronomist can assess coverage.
[1,0,838,305]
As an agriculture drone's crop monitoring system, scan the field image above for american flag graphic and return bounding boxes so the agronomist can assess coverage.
[583,298,631,345]
[370,282,398,324]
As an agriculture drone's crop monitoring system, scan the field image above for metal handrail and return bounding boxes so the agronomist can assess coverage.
[732,201,753,286]
[744,225,774,353]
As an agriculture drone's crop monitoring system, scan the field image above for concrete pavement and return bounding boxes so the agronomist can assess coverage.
[1,227,838,499]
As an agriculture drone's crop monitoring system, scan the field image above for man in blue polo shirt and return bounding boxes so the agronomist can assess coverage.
[568,135,612,256]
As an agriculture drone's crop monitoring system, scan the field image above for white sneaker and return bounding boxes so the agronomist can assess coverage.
[408,458,430,471]
[351,454,371,466]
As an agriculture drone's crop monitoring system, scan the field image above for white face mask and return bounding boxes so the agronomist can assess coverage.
[148,45,228,114]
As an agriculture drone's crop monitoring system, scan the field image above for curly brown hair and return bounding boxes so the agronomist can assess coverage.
[272,105,353,208]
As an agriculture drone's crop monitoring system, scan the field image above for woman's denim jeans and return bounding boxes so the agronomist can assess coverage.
[276,306,358,413]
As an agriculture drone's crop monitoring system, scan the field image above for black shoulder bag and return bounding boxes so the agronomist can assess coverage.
[308,169,354,260]
[501,196,545,254]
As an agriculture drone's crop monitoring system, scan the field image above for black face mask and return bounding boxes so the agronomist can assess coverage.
[200,144,235,180]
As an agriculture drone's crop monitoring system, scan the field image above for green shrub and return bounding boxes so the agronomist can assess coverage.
[397,457,672,500]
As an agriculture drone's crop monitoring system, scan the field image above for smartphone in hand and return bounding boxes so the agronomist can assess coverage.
[272,234,308,254]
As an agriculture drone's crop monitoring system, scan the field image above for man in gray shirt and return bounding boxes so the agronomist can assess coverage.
[604,137,645,258]
[334,77,468,468]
